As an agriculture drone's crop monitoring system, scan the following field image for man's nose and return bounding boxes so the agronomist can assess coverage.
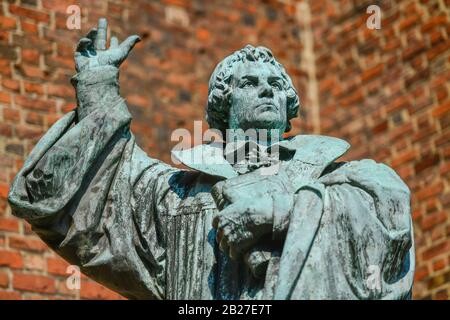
[258,82,274,98]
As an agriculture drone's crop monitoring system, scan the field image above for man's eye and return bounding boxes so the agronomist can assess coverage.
[242,81,255,88]
[271,82,282,89]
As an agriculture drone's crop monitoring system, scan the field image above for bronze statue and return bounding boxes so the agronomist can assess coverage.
[8,18,414,300]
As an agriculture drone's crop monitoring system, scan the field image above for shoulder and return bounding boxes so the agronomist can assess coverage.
[281,134,351,165]
[330,159,410,195]
[282,134,350,152]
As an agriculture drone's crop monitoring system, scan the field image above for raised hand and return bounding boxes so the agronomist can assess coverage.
[74,18,141,73]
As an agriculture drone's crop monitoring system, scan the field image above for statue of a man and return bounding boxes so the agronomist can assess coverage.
[8,19,414,300]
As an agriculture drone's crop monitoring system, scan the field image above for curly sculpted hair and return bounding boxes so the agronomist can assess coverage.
[206,45,300,134]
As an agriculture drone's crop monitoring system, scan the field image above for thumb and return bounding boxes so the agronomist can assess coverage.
[119,35,141,56]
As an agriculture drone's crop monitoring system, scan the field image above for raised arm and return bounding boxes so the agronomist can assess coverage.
[8,19,178,299]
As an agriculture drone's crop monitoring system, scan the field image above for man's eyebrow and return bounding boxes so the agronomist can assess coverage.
[268,76,282,81]
[240,75,258,81]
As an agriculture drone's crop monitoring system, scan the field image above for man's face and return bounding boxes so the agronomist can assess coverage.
[228,61,288,134]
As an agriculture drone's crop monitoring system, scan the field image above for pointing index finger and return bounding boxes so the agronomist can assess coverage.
[95,18,108,50]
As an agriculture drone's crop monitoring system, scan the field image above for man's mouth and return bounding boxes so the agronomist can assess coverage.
[255,103,278,112]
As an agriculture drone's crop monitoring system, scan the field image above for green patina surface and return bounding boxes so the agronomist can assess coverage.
[8,18,414,300]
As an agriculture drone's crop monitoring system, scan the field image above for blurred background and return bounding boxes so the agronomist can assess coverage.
[0,0,449,299]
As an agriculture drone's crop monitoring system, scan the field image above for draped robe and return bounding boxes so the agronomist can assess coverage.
[8,66,414,300]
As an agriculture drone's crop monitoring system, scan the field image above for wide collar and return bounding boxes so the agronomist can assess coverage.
[171,135,350,179]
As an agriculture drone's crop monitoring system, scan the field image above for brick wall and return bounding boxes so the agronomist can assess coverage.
[0,0,310,300]
[0,0,448,299]
[310,0,450,299]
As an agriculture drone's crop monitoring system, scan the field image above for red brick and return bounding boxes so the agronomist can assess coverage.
[339,89,363,107]
[386,96,410,114]
[14,125,44,140]
[0,217,20,232]
[23,253,46,272]
[440,161,450,175]
[391,149,417,167]
[431,226,445,242]
[0,271,9,288]
[433,259,447,272]
[0,250,23,269]
[1,78,20,92]
[48,84,73,98]
[361,64,383,83]
[21,21,38,34]
[9,5,51,23]
[426,198,439,213]
[15,159,24,171]
[0,182,9,199]
[402,42,426,61]
[0,91,11,103]
[25,112,44,126]
[163,0,191,9]
[434,290,449,300]
[420,211,447,231]
[432,101,450,118]
[435,86,448,103]
[2,107,21,122]
[14,95,56,112]
[430,30,445,45]
[41,0,73,13]
[416,182,444,201]
[399,15,420,31]
[422,240,450,260]
[61,102,76,113]
[196,28,210,42]
[414,265,429,282]
[80,281,124,300]
[21,49,40,64]
[0,16,16,30]
[13,273,56,294]
[427,41,450,61]
[47,55,74,70]
[0,30,7,42]
[436,131,450,147]
[389,123,413,141]
[45,113,62,126]
[47,257,70,276]
[0,290,21,300]
[421,15,448,33]
[0,157,14,169]
[9,235,48,253]
[15,64,47,80]
[414,153,440,174]
[24,82,44,95]
[0,58,11,76]
[0,123,13,137]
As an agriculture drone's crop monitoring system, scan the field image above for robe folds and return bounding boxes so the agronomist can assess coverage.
[8,67,414,300]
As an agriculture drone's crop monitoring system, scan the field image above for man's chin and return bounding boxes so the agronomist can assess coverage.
[253,112,282,127]
[249,117,285,135]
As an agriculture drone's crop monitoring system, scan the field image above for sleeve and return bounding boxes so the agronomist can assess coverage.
[274,159,414,299]
[320,160,414,299]
[8,66,180,299]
